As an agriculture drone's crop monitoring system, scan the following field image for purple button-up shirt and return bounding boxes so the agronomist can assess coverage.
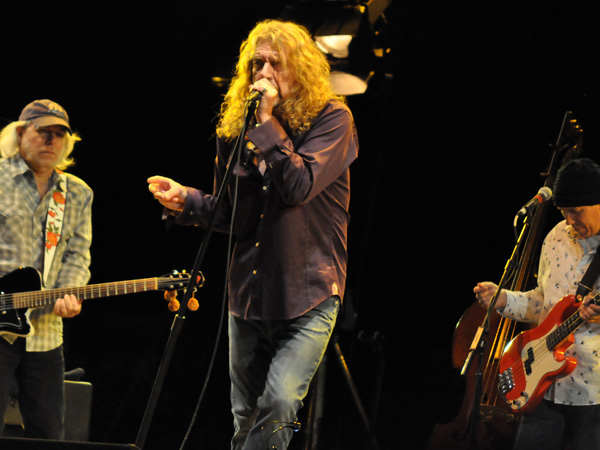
[176,100,358,320]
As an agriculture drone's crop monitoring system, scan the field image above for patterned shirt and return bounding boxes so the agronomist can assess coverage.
[502,220,600,405]
[0,154,92,351]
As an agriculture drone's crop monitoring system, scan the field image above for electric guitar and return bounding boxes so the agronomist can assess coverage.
[0,266,190,338]
[497,292,599,414]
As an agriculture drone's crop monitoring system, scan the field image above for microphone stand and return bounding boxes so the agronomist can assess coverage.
[460,211,533,450]
[135,97,260,449]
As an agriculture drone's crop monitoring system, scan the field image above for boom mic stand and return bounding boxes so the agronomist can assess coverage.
[135,96,261,449]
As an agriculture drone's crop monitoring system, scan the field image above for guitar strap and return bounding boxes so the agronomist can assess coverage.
[576,246,600,302]
[43,173,67,287]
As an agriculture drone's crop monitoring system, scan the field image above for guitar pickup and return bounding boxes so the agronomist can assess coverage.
[523,346,535,375]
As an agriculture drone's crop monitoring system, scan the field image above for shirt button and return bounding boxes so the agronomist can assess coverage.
[262,186,267,191]
[253,270,258,275]
[255,242,260,247]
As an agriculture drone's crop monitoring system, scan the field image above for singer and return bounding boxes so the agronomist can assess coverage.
[148,19,358,450]
[474,158,600,450]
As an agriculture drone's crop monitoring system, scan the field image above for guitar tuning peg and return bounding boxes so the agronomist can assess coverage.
[164,290,180,312]
[188,292,199,312]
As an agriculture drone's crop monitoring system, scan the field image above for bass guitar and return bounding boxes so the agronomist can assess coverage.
[0,266,190,338]
[497,292,597,414]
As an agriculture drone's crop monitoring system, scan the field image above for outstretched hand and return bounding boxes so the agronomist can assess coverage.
[147,176,188,211]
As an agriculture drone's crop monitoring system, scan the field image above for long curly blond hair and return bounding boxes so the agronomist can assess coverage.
[216,19,343,141]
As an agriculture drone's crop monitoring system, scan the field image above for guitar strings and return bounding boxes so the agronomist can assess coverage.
[0,277,177,311]
[482,315,520,406]
[502,307,584,394]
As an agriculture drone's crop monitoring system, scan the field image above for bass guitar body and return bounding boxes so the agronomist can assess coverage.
[498,296,579,414]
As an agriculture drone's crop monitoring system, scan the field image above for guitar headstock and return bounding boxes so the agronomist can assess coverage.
[160,270,203,312]
[156,270,191,291]
[542,111,584,179]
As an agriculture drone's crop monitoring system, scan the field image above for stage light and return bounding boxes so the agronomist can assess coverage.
[316,35,354,59]
[210,1,392,96]
[283,0,392,95]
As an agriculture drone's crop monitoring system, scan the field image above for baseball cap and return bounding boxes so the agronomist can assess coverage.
[18,99,72,134]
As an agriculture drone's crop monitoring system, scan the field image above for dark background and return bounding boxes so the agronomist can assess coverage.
[1,2,598,449]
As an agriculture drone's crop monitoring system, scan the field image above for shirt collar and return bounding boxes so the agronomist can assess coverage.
[9,154,61,189]
[563,220,600,251]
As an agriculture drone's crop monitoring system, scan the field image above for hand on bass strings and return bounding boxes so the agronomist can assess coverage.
[473,281,507,310]
[580,295,600,323]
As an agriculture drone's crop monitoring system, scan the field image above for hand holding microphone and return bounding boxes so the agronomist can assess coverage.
[247,81,278,123]
[246,90,263,104]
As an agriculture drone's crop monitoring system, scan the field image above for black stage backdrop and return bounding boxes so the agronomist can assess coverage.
[1,2,598,449]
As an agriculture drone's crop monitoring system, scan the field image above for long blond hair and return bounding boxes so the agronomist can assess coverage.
[0,121,81,171]
[216,19,343,141]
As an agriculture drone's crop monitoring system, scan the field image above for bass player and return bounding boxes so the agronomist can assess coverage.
[474,157,600,450]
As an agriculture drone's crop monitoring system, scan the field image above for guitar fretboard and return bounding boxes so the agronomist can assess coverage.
[3,278,162,310]
[546,293,600,350]
[546,312,583,350]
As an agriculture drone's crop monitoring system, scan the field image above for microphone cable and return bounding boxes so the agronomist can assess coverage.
[177,106,245,450]
[260,421,302,449]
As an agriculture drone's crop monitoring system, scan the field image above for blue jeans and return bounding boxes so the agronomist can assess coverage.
[228,296,340,450]
[0,338,65,439]
[513,399,600,450]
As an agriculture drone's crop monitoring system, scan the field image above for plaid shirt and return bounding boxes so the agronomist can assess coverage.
[0,155,92,351]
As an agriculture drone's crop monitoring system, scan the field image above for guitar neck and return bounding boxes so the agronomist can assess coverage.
[547,312,582,349]
[547,293,600,349]
[11,278,161,310]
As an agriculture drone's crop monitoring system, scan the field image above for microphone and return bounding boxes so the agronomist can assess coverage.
[245,90,263,116]
[517,186,552,217]
[246,90,263,103]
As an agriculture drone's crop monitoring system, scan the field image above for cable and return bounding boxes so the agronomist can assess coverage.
[260,421,302,450]
[177,106,246,450]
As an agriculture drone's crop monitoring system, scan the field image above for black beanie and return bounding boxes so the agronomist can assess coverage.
[553,158,600,207]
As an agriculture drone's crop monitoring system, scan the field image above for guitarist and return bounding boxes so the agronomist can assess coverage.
[474,158,600,450]
[0,100,92,439]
